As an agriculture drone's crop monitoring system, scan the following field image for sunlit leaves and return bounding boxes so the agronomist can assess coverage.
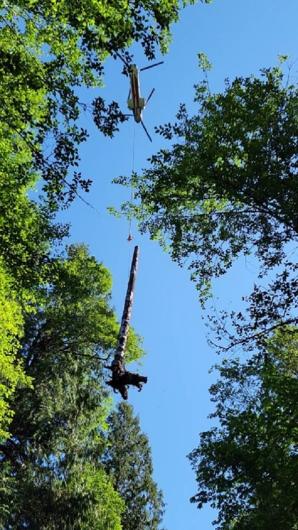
[1,0,201,207]
[0,261,32,439]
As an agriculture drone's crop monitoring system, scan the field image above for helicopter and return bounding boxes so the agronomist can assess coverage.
[126,61,163,142]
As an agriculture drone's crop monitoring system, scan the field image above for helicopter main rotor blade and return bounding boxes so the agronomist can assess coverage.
[146,88,155,105]
[114,51,130,67]
[140,119,152,142]
[140,61,164,72]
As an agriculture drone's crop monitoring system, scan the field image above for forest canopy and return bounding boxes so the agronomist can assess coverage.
[1,1,297,528]
[0,0,197,525]
[0,0,199,440]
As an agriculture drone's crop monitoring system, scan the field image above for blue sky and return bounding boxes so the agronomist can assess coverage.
[56,1,298,528]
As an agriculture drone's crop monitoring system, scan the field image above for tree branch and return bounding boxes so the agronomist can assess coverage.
[210,317,298,353]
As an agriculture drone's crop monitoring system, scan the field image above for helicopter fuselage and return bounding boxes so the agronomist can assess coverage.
[127,64,145,123]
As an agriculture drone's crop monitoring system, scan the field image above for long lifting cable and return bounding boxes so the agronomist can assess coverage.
[127,121,136,242]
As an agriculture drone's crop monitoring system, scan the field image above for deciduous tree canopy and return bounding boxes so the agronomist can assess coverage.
[116,66,298,349]
[188,329,298,529]
[1,0,207,208]
[0,261,32,439]
[118,67,297,295]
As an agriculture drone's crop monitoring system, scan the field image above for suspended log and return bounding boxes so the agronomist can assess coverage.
[116,245,139,360]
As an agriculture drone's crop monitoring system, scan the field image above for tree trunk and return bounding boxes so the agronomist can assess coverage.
[116,245,139,360]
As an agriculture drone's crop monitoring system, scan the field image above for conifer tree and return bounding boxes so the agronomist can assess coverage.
[103,402,165,530]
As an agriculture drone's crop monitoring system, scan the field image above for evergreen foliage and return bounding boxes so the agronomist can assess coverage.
[103,402,165,530]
